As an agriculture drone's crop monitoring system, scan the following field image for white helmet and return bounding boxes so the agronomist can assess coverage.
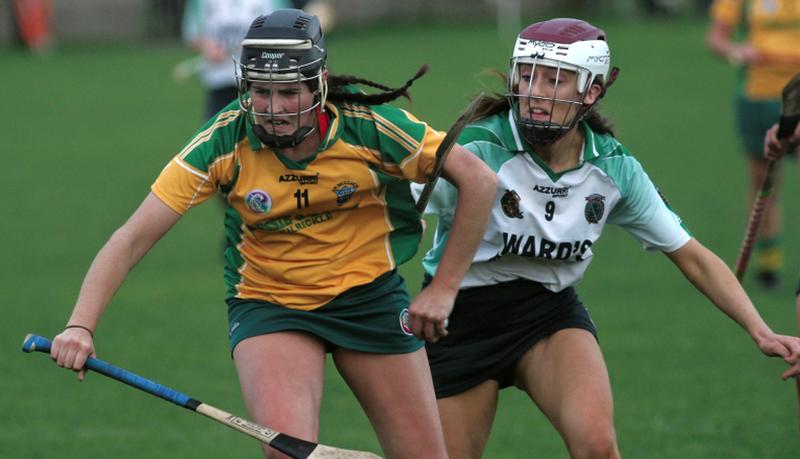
[508,18,619,145]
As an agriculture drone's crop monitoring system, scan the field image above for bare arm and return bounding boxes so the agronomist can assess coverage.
[51,193,182,379]
[706,20,759,65]
[665,238,800,379]
[707,18,800,67]
[796,294,800,422]
[408,144,497,342]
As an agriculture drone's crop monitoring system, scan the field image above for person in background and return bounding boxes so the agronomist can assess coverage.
[706,0,800,289]
[763,119,800,432]
[10,0,53,54]
[48,9,496,459]
[764,120,800,293]
[182,0,289,120]
[415,17,800,458]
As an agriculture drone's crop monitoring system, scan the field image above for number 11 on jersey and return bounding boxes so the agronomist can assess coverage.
[295,189,309,209]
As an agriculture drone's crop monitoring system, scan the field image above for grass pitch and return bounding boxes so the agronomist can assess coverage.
[2,15,799,459]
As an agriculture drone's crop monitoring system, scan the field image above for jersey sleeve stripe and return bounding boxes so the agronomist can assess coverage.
[462,125,505,146]
[373,111,420,152]
[187,176,212,209]
[174,157,210,179]
[339,105,423,155]
[375,122,418,153]
[398,126,443,174]
[340,107,421,153]
[178,111,241,161]
[507,110,524,150]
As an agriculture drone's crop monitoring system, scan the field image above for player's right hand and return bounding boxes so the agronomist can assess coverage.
[51,327,96,381]
[764,123,800,160]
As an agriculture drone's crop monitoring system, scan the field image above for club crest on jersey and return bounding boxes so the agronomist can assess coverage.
[584,194,605,224]
[399,308,413,335]
[332,180,358,206]
[501,189,523,219]
[245,189,273,215]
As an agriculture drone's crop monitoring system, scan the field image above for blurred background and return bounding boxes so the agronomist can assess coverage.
[0,1,714,46]
[2,0,798,458]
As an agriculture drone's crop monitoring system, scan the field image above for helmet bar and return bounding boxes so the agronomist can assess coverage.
[239,56,326,82]
[508,54,592,145]
[241,38,312,49]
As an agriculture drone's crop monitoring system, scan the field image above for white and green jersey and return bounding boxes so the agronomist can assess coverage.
[415,110,691,292]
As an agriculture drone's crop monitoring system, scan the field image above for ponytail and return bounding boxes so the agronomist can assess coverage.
[327,65,429,105]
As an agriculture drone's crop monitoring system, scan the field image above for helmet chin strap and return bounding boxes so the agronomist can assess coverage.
[516,99,596,147]
[518,119,570,146]
[252,104,321,149]
[253,124,315,149]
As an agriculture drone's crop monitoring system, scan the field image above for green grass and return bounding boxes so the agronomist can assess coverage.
[3,16,800,458]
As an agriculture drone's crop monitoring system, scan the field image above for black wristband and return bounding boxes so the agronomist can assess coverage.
[64,324,94,338]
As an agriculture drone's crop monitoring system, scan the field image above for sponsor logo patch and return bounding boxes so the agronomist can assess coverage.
[532,184,570,198]
[584,193,605,223]
[279,173,319,185]
[332,180,359,206]
[501,189,524,219]
[245,189,272,215]
[399,308,413,335]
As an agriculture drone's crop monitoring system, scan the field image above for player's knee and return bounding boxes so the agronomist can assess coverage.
[566,425,619,459]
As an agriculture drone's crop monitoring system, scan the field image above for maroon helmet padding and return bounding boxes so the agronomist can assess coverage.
[518,18,606,44]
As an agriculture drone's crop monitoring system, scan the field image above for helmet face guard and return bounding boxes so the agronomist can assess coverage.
[507,18,614,146]
[236,10,327,149]
[509,57,593,145]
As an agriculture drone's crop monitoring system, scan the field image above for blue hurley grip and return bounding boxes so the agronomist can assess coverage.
[22,334,51,353]
[22,334,194,409]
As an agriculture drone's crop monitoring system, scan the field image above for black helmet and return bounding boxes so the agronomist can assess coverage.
[236,9,328,148]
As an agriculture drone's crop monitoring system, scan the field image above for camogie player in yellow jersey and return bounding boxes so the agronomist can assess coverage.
[48,9,496,459]
[707,0,800,288]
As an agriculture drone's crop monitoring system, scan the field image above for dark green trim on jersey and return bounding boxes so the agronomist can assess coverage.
[183,103,249,173]
[219,158,240,196]
[274,151,316,170]
[384,181,424,266]
[338,101,427,165]
[368,163,403,185]
[458,111,629,182]
[223,205,246,298]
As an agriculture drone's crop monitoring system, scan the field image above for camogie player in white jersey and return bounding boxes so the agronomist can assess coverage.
[412,18,800,459]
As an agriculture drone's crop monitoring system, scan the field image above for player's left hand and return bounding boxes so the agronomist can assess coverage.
[754,332,800,380]
[408,282,455,343]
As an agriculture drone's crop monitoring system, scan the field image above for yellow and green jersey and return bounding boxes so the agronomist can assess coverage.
[710,0,800,99]
[152,98,443,310]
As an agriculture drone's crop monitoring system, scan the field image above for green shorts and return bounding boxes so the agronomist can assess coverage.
[226,270,423,355]
[736,96,782,156]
